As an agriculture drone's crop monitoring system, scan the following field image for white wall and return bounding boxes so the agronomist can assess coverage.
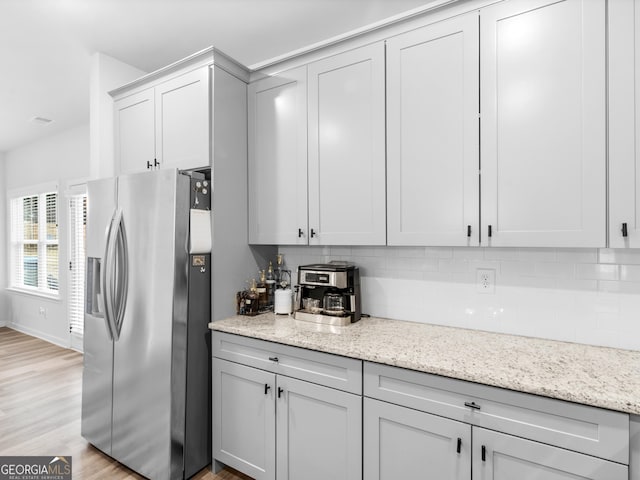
[0,153,7,327]
[89,52,146,179]
[280,245,640,351]
[4,124,90,346]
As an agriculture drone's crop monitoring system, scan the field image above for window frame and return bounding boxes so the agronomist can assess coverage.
[7,182,60,299]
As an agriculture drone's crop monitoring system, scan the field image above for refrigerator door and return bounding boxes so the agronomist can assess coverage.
[81,177,117,455]
[111,169,190,479]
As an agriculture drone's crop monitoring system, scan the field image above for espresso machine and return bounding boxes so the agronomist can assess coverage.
[293,262,361,326]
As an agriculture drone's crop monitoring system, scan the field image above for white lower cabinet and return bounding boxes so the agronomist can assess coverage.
[364,398,627,480]
[364,397,471,480]
[473,428,627,480]
[212,332,362,480]
[213,359,275,480]
[363,362,629,480]
[276,376,362,480]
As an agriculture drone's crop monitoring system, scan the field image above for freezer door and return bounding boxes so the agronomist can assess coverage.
[111,169,190,480]
[81,177,117,455]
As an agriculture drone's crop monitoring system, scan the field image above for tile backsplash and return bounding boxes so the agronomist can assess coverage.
[279,246,640,351]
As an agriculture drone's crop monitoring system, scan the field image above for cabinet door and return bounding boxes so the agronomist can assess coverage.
[213,359,276,480]
[609,0,640,248]
[114,89,155,175]
[387,13,480,246]
[480,0,606,247]
[308,43,386,245]
[155,67,210,171]
[473,428,628,480]
[276,376,362,480]
[248,67,308,245]
[364,398,470,480]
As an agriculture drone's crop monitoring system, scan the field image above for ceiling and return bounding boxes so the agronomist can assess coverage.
[0,0,438,153]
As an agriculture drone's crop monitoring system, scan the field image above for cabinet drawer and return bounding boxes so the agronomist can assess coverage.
[364,362,629,464]
[212,332,362,394]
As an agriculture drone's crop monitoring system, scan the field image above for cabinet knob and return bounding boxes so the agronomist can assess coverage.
[310,228,316,238]
[467,225,472,238]
[278,387,284,398]
[264,384,271,395]
[298,228,304,238]
[268,356,279,362]
[146,160,152,169]
[154,158,160,168]
[481,445,487,462]
[487,225,492,238]
[456,437,462,454]
[622,222,628,238]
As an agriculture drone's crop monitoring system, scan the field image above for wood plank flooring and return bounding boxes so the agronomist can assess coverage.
[0,327,251,480]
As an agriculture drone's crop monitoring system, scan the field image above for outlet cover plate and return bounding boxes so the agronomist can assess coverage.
[476,268,496,294]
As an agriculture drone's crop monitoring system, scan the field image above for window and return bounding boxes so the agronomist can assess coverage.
[9,189,59,296]
[68,192,87,336]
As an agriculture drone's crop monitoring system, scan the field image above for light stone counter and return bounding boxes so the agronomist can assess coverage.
[209,314,640,415]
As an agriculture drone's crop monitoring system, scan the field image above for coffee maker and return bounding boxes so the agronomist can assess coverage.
[293,261,361,326]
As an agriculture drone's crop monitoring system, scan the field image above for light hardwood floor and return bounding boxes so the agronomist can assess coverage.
[0,327,251,480]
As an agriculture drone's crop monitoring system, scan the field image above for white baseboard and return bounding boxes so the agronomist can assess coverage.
[0,320,7,328]
[8,323,69,349]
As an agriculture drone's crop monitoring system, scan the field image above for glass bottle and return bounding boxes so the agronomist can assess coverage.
[266,261,276,308]
[256,270,268,311]
[245,279,259,316]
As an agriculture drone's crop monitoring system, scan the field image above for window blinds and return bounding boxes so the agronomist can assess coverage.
[69,193,87,336]
[9,191,59,294]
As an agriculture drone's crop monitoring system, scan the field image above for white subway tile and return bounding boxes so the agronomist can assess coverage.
[452,247,484,260]
[534,262,575,279]
[425,247,454,259]
[352,246,387,257]
[599,249,640,265]
[329,247,352,256]
[555,248,598,263]
[499,261,536,278]
[620,265,640,282]
[451,272,475,284]
[438,258,469,273]
[389,270,425,281]
[484,248,519,261]
[576,264,620,281]
[388,246,427,258]
[517,248,557,262]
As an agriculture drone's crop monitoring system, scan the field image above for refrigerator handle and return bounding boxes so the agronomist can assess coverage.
[113,211,129,339]
[102,208,121,341]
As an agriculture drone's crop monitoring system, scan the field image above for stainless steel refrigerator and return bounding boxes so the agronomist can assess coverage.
[81,168,211,479]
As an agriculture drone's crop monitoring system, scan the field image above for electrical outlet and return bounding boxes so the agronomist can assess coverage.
[39,307,47,318]
[476,269,496,294]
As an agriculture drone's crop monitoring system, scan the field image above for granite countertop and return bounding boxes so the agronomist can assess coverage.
[209,314,640,415]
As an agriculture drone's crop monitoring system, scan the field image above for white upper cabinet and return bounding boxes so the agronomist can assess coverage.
[154,67,210,172]
[248,67,308,245]
[113,66,211,175]
[480,0,606,247]
[307,42,387,246]
[609,0,640,248]
[386,13,480,246]
[114,89,155,175]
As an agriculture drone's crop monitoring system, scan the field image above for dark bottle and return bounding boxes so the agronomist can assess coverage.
[256,270,268,311]
[245,279,259,316]
[266,261,276,308]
